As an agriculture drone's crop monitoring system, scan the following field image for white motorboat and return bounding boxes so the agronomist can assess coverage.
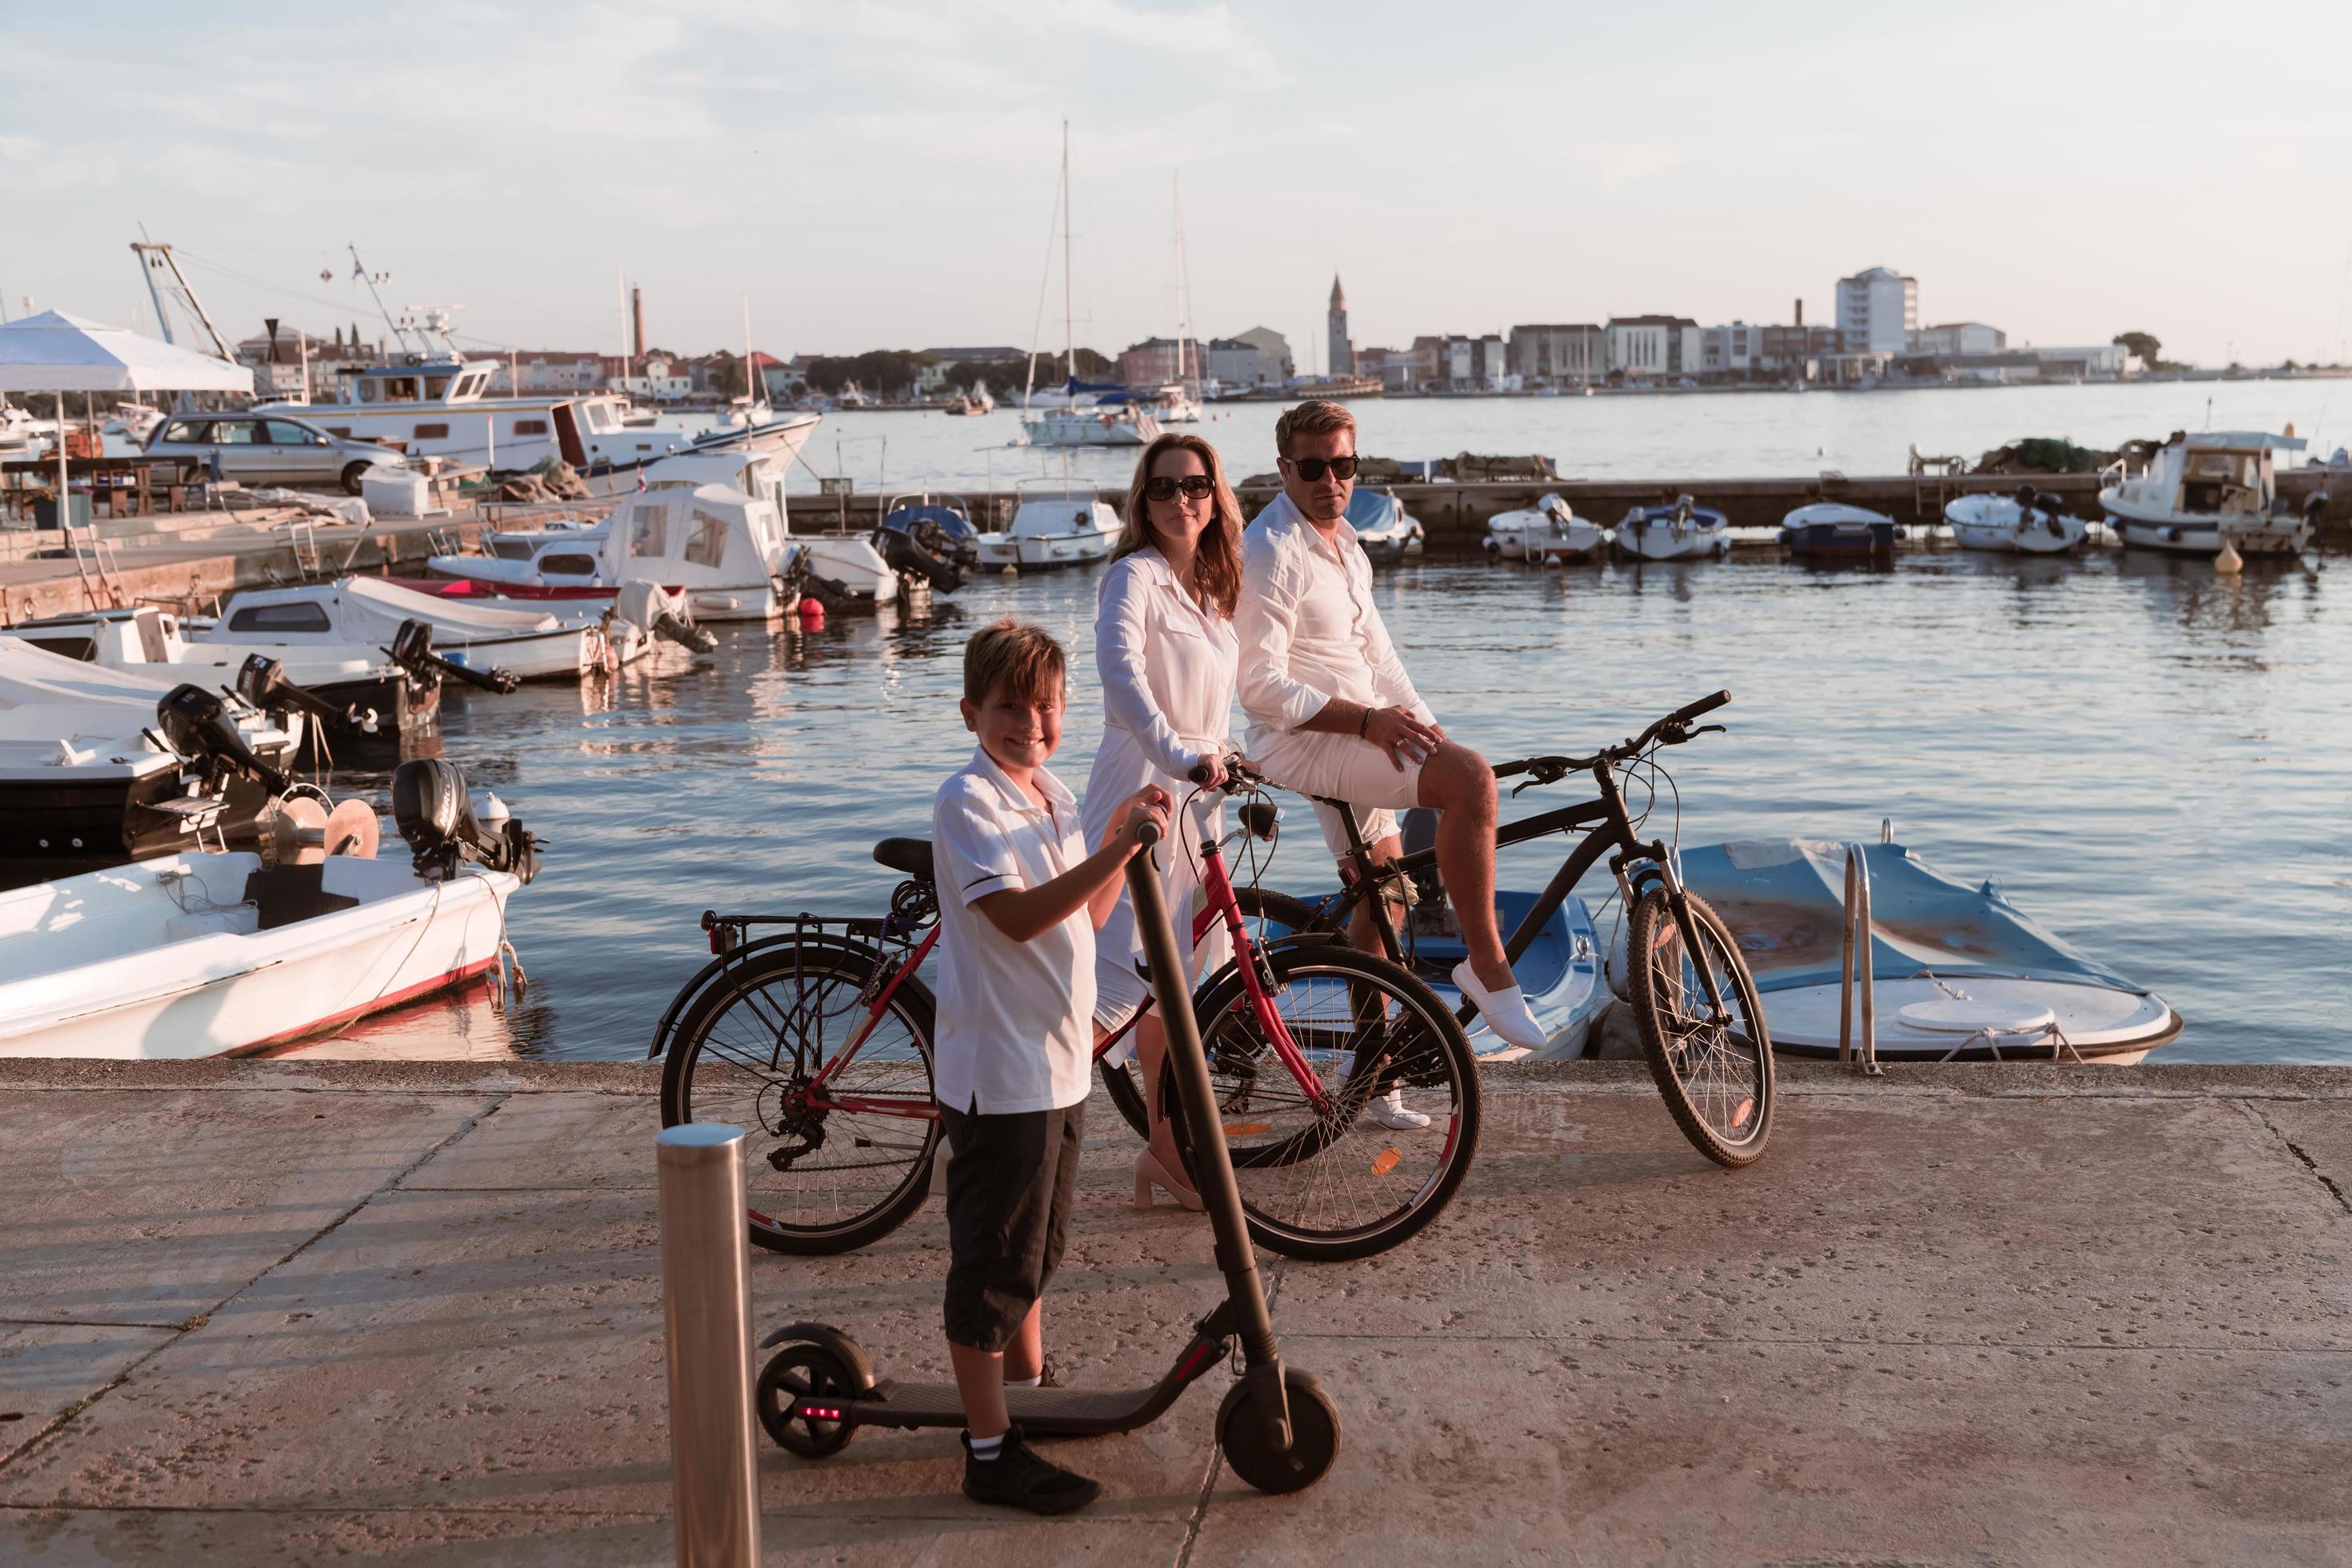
[0,758,538,1059]
[1945,488,2090,554]
[198,577,648,684]
[2,605,439,741]
[974,479,1118,570]
[1642,838,2182,1064]
[1484,494,1605,562]
[0,639,305,877]
[1780,502,1898,557]
[2099,430,2312,555]
[1348,487,1423,566]
[1023,402,1161,448]
[1617,496,1731,561]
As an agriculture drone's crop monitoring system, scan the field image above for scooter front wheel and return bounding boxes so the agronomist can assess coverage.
[757,1343,859,1458]
[1216,1370,1340,1494]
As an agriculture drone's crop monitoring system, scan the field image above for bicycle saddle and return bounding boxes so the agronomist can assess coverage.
[873,838,934,883]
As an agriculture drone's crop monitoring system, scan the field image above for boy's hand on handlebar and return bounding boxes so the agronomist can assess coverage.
[1366,706,1442,770]
[1190,752,1228,790]
[1110,785,1172,850]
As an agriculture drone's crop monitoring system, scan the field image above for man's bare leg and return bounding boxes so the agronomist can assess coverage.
[1342,833,1406,958]
[1415,742,1510,990]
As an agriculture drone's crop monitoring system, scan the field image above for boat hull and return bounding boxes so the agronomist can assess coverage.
[974,532,1116,570]
[0,854,520,1059]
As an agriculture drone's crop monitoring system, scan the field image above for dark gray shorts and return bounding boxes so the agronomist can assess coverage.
[939,1100,1084,1353]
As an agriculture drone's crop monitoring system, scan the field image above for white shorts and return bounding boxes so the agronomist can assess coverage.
[1251,726,1423,860]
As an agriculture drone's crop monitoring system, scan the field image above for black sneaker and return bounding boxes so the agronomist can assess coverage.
[961,1424,1101,1514]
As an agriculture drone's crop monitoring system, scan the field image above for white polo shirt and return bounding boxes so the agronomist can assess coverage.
[930,746,1097,1114]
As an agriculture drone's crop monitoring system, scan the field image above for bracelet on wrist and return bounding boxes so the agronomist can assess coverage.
[1357,706,1371,738]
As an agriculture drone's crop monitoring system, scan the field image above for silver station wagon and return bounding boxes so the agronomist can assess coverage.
[142,413,408,494]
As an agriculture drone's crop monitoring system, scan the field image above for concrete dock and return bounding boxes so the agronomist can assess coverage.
[2,1057,2345,1564]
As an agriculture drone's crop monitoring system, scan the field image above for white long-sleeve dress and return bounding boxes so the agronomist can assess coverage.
[1080,547,1239,1033]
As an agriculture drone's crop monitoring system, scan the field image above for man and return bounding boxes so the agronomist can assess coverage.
[1236,400,1547,1081]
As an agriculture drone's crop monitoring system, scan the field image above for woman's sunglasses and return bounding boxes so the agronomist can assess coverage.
[1284,455,1359,482]
[1143,474,1217,502]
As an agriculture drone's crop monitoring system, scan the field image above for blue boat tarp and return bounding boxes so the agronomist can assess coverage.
[1676,838,2147,995]
[879,504,976,541]
[1345,489,1400,529]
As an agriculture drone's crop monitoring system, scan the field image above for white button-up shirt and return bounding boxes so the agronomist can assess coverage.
[1236,491,1434,748]
[930,747,1096,1114]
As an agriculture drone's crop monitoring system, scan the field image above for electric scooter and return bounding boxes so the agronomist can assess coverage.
[751,822,1342,1494]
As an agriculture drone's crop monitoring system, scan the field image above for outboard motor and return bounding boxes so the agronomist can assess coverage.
[237,654,378,735]
[613,579,717,653]
[391,757,538,883]
[2306,490,2330,527]
[382,617,518,695]
[157,683,287,794]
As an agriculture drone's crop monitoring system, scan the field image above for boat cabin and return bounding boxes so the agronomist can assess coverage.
[2109,430,2303,522]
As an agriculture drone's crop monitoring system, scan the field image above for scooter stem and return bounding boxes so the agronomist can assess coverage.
[1123,826,1295,1454]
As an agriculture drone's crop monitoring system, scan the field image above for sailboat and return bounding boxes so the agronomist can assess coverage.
[1022,124,1160,450]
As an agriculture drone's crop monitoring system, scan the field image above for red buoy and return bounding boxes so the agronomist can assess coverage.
[798,596,826,628]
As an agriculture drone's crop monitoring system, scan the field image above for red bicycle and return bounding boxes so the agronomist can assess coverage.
[652,768,1479,1262]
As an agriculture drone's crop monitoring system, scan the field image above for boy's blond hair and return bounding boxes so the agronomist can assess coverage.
[1274,399,1358,459]
[962,618,1067,707]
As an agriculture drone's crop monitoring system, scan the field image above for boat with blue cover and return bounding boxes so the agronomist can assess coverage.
[1639,838,2181,1062]
[1346,486,1423,566]
[876,494,979,590]
[1780,502,1898,557]
[1617,495,1730,561]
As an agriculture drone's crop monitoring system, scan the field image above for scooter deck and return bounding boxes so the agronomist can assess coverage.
[842,1378,1181,1437]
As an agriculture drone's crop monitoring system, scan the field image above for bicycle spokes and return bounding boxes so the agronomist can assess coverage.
[1643,914,1763,1138]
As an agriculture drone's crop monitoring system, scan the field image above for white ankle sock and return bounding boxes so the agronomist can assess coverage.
[1006,1374,1042,1388]
[970,1431,1006,1461]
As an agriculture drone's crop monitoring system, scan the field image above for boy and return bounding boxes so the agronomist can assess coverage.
[930,619,1170,1514]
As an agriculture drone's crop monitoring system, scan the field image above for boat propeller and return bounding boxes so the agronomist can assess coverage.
[236,654,381,736]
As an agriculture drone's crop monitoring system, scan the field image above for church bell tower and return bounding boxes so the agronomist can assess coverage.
[1326,274,1354,378]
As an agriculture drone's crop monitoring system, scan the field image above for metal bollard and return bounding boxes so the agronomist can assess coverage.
[657,1123,761,1567]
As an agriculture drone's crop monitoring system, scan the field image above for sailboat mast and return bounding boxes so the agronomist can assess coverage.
[1062,120,1074,387]
[1172,173,1194,388]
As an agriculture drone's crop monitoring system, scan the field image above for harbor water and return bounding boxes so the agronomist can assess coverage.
[791,380,2350,494]
[307,542,2348,1067]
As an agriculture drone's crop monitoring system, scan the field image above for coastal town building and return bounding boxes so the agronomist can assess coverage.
[1209,328,1292,388]
[1115,337,1194,386]
[1836,266,1918,355]
[1509,324,1605,386]
[1606,315,1700,379]
[1326,276,1354,378]
[1911,322,2006,357]
[1354,346,1416,393]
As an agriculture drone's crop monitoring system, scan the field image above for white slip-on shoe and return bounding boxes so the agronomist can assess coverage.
[1451,960,1548,1053]
[1370,1088,1431,1130]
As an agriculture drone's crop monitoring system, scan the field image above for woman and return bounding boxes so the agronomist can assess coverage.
[1082,433,1245,1210]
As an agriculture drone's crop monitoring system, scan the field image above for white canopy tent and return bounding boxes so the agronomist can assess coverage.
[0,310,252,527]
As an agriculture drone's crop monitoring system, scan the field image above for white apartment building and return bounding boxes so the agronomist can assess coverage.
[1836,266,1918,355]
[1606,316,1700,378]
[1696,322,1764,378]
[1508,324,1606,386]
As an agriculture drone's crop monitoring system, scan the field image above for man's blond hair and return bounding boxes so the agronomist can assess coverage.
[1274,399,1357,460]
[962,618,1066,708]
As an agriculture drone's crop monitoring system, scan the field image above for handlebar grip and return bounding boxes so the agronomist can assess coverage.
[1134,821,1161,849]
[1186,759,1214,785]
[1671,690,1731,726]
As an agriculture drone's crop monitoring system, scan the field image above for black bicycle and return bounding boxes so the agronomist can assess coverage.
[1103,691,1774,1167]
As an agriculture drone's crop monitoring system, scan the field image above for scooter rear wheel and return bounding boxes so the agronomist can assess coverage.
[757,1343,859,1458]
[1217,1370,1340,1494]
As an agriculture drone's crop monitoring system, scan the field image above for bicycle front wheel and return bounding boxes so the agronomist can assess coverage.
[1626,886,1774,1167]
[662,941,940,1254]
[1099,886,1334,1141]
[1164,942,1480,1262]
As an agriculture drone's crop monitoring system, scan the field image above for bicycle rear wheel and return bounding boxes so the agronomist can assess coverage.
[1163,943,1479,1262]
[662,940,940,1254]
[1625,886,1774,1167]
[1100,887,1334,1140]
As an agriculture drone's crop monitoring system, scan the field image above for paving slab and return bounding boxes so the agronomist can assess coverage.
[0,1326,177,1465]
[1266,1085,2352,1353]
[1192,1337,2352,1566]
[0,1090,496,1326]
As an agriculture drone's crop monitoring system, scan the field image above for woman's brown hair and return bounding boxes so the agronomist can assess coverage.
[1116,433,1244,619]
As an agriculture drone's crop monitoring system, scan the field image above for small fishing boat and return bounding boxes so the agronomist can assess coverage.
[1484,494,1606,562]
[2100,430,2313,555]
[0,758,538,1059]
[1347,486,1423,566]
[198,577,646,684]
[974,479,1118,570]
[1,605,440,742]
[1645,838,2181,1063]
[1945,488,2090,554]
[1780,502,1898,556]
[1616,495,1730,561]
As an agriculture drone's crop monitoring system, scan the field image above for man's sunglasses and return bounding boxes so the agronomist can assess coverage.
[1284,455,1359,482]
[1143,474,1217,502]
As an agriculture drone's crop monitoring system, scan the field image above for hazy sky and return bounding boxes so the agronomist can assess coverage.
[6,2,2350,369]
